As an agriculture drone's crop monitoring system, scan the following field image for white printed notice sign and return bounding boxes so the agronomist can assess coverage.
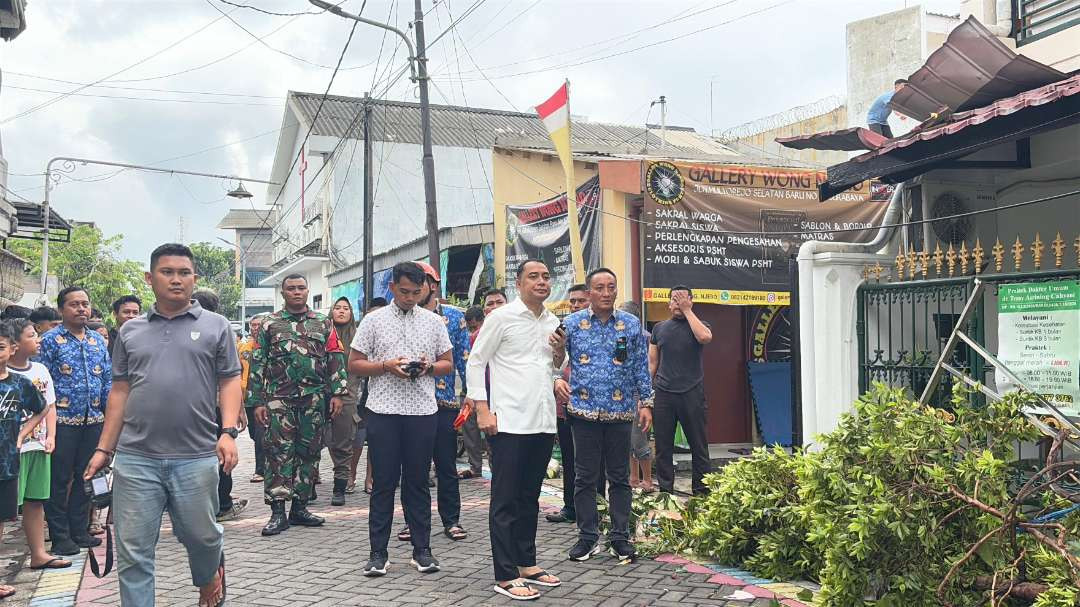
[996,280,1080,417]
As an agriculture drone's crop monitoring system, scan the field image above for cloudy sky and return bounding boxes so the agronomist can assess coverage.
[1,0,959,263]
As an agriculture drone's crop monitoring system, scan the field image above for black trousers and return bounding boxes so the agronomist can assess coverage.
[654,385,712,495]
[570,418,632,544]
[488,432,554,582]
[46,423,102,542]
[367,412,437,554]
[556,418,606,511]
[869,122,893,138]
[432,407,461,529]
[246,406,266,476]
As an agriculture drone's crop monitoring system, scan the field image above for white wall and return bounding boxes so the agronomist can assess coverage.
[266,132,329,265]
[846,6,925,133]
[328,139,494,267]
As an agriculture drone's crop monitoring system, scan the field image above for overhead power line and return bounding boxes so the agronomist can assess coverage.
[0,7,238,123]
[254,18,361,244]
[4,84,285,107]
[429,0,734,79]
[5,71,281,100]
[214,0,324,16]
[431,0,794,83]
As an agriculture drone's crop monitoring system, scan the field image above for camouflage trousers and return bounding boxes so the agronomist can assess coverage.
[264,395,327,504]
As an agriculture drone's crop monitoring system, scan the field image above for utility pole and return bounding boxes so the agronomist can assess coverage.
[659,95,667,147]
[362,93,374,313]
[309,0,441,271]
[413,0,441,269]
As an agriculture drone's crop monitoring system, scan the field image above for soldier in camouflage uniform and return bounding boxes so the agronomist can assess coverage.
[250,274,349,536]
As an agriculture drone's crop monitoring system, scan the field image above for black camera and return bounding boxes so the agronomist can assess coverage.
[404,360,426,380]
[84,468,112,508]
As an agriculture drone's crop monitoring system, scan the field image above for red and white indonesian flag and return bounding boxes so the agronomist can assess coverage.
[535,82,573,177]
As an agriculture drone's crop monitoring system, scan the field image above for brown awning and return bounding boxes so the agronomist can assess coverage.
[775,127,889,152]
[889,16,1066,121]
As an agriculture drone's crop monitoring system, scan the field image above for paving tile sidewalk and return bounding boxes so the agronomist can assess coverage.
[10,437,796,606]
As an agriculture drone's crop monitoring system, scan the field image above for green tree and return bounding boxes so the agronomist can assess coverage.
[10,224,151,324]
[189,241,242,320]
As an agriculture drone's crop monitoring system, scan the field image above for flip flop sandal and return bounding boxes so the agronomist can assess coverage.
[444,526,467,541]
[249,474,264,483]
[523,570,561,587]
[397,527,411,542]
[0,585,14,599]
[457,470,476,479]
[345,483,356,494]
[30,557,72,570]
[493,580,539,601]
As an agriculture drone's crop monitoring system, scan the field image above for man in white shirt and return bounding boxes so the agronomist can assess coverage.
[348,262,453,578]
[467,259,566,601]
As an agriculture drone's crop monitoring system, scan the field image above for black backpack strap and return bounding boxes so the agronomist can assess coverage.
[88,525,113,578]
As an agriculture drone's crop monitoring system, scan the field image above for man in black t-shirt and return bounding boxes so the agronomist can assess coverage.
[648,286,713,495]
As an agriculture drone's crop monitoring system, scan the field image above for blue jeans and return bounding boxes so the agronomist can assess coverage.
[113,452,224,606]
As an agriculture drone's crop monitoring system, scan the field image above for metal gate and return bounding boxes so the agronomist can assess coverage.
[857,270,1080,404]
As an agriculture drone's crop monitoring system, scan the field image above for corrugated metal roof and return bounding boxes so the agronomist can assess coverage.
[818,73,1080,199]
[216,208,275,230]
[890,16,1066,121]
[858,73,1080,161]
[288,91,736,157]
[776,127,889,152]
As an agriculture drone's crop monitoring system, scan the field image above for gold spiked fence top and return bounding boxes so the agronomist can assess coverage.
[864,233,1080,282]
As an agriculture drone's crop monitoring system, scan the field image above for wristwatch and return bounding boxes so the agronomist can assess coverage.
[220,427,240,439]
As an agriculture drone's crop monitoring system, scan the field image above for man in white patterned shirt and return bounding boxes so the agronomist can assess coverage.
[348,262,453,578]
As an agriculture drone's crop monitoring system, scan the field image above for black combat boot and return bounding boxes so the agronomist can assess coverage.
[332,479,347,506]
[261,501,290,536]
[289,499,326,527]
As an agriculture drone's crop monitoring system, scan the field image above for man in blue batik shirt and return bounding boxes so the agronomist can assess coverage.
[408,261,470,542]
[555,268,652,563]
[37,286,112,556]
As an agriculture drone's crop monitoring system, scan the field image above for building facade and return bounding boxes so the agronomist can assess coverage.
[216,208,276,319]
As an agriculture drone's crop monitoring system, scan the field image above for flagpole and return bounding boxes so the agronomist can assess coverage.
[564,80,586,284]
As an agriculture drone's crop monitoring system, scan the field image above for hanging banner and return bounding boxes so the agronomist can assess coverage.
[995,281,1080,417]
[504,176,601,314]
[642,162,891,305]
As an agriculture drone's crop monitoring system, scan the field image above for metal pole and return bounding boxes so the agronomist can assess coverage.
[240,253,247,324]
[659,95,667,147]
[363,94,374,313]
[414,0,441,269]
[38,155,277,300]
[41,161,54,296]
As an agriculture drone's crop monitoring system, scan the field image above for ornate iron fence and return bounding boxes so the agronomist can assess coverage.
[858,269,1080,405]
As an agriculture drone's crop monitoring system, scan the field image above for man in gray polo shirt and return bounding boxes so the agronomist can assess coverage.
[85,243,242,607]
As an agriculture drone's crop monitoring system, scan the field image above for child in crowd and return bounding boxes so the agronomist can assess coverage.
[0,320,53,599]
[7,319,71,572]
[28,307,62,338]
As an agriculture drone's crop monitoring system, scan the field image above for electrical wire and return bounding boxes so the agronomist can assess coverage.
[426,0,488,49]
[499,152,1080,237]
[433,0,791,83]
[235,18,361,246]
[4,84,285,107]
[205,0,368,71]
[0,8,238,123]
[5,71,281,100]
[9,127,285,195]
[429,0,730,79]
[214,0,323,17]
